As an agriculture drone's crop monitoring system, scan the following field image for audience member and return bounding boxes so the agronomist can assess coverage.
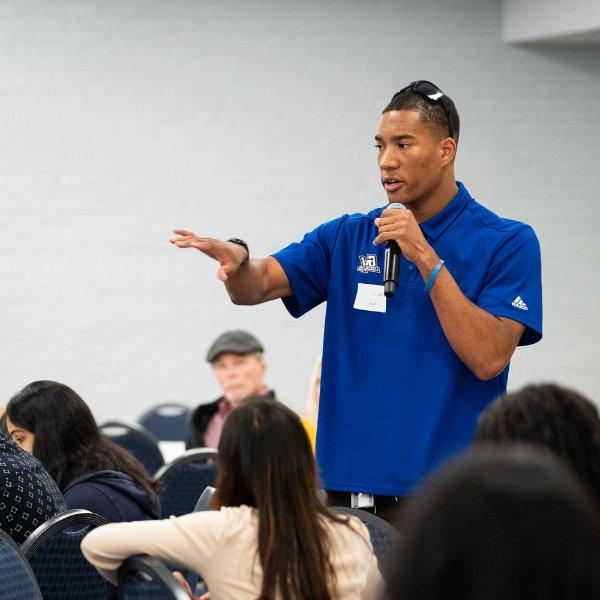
[0,432,66,545]
[6,381,161,523]
[82,398,382,600]
[383,445,600,600]
[474,382,600,504]
[187,329,276,449]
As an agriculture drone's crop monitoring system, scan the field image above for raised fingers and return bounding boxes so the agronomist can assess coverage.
[171,237,197,247]
[169,228,197,246]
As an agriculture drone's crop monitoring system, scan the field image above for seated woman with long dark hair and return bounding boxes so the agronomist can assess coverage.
[81,398,381,599]
[6,381,161,523]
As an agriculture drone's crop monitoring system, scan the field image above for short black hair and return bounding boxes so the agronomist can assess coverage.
[474,382,600,504]
[384,445,600,600]
[383,86,460,144]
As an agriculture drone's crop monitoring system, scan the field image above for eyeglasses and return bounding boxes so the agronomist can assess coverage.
[393,80,454,140]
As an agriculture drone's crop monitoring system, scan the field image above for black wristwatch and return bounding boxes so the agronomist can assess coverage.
[227,238,250,267]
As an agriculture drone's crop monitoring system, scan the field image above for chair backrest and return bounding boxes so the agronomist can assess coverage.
[117,555,190,600]
[100,420,164,475]
[138,404,191,442]
[0,528,43,599]
[21,508,115,600]
[332,506,401,566]
[154,449,218,518]
[193,485,216,512]
[188,485,216,594]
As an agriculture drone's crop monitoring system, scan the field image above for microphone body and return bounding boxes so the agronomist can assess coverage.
[383,241,401,298]
[382,202,406,298]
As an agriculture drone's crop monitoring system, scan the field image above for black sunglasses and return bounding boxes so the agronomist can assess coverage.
[393,80,454,140]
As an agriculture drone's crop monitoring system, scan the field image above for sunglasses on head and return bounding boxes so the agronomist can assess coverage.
[393,80,454,140]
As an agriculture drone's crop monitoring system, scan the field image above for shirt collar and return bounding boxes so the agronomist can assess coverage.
[218,398,233,415]
[419,181,471,242]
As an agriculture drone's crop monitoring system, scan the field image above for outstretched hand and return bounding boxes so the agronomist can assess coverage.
[170,229,248,282]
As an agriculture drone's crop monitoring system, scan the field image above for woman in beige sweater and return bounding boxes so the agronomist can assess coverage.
[81,398,382,600]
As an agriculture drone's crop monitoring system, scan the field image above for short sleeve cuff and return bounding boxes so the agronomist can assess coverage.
[478,299,542,346]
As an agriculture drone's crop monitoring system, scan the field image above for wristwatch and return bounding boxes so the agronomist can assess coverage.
[227,238,249,267]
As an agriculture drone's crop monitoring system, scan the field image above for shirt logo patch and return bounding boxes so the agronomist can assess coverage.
[357,254,381,274]
[511,296,528,310]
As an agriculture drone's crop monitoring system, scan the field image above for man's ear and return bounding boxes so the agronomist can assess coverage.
[254,353,267,375]
[440,137,456,165]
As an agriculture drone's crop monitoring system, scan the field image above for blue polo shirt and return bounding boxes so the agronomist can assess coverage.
[272,182,542,496]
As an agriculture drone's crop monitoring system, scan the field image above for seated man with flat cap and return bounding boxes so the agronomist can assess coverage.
[187,330,276,449]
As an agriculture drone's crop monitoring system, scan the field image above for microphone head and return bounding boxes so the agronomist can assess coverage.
[387,202,406,210]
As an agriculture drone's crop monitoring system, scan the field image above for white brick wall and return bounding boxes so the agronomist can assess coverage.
[1,0,599,422]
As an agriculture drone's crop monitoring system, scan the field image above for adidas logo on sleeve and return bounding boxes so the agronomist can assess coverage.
[511,296,528,310]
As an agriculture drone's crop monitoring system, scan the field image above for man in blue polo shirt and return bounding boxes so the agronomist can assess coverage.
[170,81,542,523]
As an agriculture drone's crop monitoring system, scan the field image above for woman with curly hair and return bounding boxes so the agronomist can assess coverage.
[474,382,600,504]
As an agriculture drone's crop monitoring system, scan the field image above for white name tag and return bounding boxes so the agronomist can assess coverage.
[353,283,386,313]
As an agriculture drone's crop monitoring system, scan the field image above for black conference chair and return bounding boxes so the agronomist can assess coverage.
[332,506,401,566]
[193,485,216,512]
[21,509,115,600]
[118,555,190,600]
[154,449,218,518]
[185,485,217,596]
[138,403,191,442]
[101,420,164,475]
[0,527,43,599]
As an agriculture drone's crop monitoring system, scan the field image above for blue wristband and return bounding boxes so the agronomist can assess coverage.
[424,259,445,293]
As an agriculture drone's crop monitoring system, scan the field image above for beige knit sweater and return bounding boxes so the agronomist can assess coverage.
[81,505,383,600]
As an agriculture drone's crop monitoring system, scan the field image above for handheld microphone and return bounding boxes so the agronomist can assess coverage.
[383,202,406,298]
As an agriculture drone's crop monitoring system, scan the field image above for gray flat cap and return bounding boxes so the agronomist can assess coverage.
[206,330,264,363]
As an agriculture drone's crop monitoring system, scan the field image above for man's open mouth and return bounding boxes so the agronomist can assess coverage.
[382,178,403,191]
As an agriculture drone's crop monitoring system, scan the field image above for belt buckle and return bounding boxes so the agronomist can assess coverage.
[350,492,375,508]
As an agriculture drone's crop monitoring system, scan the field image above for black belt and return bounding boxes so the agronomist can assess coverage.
[325,490,403,507]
